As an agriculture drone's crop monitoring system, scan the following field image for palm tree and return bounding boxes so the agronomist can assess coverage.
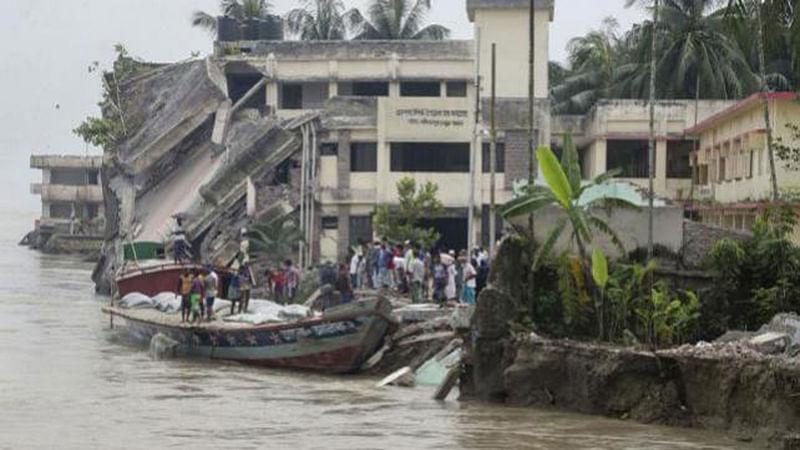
[501,134,639,339]
[347,0,450,40]
[192,0,272,35]
[286,0,349,40]
[552,18,625,114]
[656,1,755,99]
[246,206,304,267]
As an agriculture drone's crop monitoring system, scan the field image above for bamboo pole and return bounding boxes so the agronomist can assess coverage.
[647,0,660,261]
[527,0,536,240]
[490,43,497,258]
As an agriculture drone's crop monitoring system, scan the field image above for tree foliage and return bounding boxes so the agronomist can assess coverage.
[347,0,450,40]
[285,0,349,40]
[373,177,443,248]
[553,0,800,114]
[245,206,304,267]
[73,44,150,150]
[774,121,800,171]
[703,204,800,338]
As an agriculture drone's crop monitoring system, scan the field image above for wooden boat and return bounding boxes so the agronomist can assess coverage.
[115,261,205,298]
[102,297,396,374]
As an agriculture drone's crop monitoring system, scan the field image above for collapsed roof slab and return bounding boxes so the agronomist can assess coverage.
[116,59,228,177]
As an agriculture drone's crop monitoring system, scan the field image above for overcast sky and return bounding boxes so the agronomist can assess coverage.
[0,0,646,215]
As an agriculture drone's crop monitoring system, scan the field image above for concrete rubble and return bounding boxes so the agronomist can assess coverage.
[92,58,319,294]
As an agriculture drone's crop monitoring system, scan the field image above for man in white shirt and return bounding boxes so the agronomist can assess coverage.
[350,252,361,289]
[460,253,477,305]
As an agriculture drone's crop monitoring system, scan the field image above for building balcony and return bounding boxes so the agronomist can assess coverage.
[31,184,103,203]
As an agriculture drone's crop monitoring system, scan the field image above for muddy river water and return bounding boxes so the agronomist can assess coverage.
[0,211,754,449]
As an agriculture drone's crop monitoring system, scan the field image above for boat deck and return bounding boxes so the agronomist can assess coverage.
[103,302,318,332]
[103,297,389,333]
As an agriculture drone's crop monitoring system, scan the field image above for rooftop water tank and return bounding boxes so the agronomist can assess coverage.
[217,16,239,42]
[242,18,260,40]
[258,15,284,41]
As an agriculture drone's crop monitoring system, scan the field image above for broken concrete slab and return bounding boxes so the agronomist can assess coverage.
[748,332,791,355]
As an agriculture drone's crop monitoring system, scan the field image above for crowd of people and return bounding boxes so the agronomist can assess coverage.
[176,266,220,323]
[263,260,301,303]
[346,240,491,305]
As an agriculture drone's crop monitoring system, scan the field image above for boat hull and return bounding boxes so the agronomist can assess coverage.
[107,298,394,374]
[116,263,204,298]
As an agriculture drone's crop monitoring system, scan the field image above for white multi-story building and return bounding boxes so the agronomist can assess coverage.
[215,0,554,260]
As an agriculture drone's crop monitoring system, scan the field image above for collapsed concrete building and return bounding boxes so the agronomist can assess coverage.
[93,0,557,293]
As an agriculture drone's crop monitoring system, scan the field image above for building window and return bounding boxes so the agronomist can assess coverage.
[226,73,266,110]
[280,82,329,110]
[667,140,693,179]
[338,81,389,97]
[400,81,440,97]
[390,142,470,172]
[320,143,338,156]
[351,142,377,172]
[349,216,373,247]
[606,140,651,178]
[446,81,467,97]
[482,142,505,173]
[321,217,339,230]
[50,168,94,186]
[49,203,73,219]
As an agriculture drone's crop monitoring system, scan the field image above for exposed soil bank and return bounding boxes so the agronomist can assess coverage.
[473,334,800,448]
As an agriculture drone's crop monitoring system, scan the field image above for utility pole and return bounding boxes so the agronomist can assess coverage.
[468,28,481,251]
[490,44,497,258]
[527,0,536,240]
[647,0,660,261]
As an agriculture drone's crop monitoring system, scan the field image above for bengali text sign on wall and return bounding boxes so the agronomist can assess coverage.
[383,98,473,139]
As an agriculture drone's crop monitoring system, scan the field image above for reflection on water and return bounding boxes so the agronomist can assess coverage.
[0,212,753,449]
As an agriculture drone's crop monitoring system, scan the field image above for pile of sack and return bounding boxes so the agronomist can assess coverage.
[223,300,312,325]
[119,292,182,313]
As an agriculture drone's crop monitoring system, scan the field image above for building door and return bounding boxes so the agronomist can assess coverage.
[418,218,468,253]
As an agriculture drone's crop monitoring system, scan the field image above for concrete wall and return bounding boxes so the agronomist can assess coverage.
[508,204,686,256]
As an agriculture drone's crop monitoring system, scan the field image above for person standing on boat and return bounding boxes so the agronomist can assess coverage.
[238,263,253,314]
[177,269,193,323]
[190,269,205,323]
[204,266,219,320]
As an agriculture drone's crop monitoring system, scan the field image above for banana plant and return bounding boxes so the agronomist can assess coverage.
[501,133,640,271]
[502,133,639,340]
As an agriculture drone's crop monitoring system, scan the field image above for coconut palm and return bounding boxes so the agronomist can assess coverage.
[192,0,272,35]
[285,0,349,40]
[552,18,626,114]
[347,0,450,40]
[246,206,304,267]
